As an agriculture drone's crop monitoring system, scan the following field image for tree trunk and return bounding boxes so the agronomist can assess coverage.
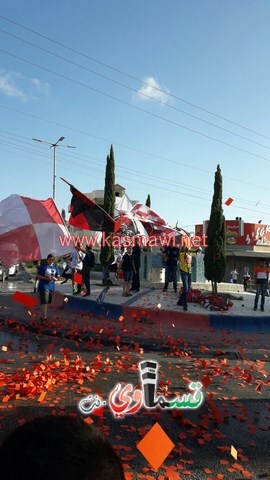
[211,279,218,295]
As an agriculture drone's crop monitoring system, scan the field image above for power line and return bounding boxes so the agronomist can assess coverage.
[0,129,267,204]
[2,48,270,166]
[1,14,270,142]
[0,140,211,204]
[1,106,270,197]
[1,133,270,218]
[1,27,270,152]
[0,136,212,200]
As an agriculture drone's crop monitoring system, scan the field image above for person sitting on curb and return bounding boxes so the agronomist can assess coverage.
[119,246,136,297]
[0,415,125,480]
[253,260,269,312]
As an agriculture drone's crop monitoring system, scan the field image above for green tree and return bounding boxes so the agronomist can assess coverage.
[146,194,151,208]
[103,145,115,217]
[100,145,115,278]
[204,165,226,294]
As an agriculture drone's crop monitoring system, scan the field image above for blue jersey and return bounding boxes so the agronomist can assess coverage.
[37,264,59,292]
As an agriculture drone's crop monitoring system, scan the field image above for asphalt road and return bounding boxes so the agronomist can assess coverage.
[0,272,269,479]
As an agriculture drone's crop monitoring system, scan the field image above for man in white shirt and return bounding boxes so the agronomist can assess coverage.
[70,244,85,294]
[230,268,239,284]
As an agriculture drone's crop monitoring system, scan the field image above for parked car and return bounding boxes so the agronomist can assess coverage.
[8,264,19,276]
[0,262,9,281]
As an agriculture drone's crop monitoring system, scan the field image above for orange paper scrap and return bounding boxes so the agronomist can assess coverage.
[137,422,175,471]
[231,445,238,460]
[38,391,47,403]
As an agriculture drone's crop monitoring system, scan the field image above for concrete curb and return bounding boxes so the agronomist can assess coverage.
[1,294,269,351]
[66,295,270,333]
[209,313,270,333]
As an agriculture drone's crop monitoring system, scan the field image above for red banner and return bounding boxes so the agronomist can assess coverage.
[195,221,270,247]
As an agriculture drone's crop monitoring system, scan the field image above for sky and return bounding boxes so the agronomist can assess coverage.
[1,0,270,232]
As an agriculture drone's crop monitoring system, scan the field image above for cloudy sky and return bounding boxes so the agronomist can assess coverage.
[1,1,270,230]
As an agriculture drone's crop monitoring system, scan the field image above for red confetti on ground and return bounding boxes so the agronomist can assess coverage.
[201,375,212,387]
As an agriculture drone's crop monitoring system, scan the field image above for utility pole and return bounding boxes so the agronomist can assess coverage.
[32,136,76,200]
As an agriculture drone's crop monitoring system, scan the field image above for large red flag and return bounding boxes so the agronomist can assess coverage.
[0,194,71,267]
[62,178,115,232]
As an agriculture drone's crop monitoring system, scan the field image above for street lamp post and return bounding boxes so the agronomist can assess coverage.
[32,136,76,200]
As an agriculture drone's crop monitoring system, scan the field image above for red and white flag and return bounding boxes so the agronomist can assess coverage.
[0,194,72,267]
[115,203,180,237]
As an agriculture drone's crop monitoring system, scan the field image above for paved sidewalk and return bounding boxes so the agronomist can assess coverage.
[1,275,270,333]
[55,281,270,333]
[55,281,267,315]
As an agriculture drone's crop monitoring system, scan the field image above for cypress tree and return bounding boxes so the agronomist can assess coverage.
[204,165,226,294]
[100,145,115,276]
[103,145,115,217]
[146,194,151,208]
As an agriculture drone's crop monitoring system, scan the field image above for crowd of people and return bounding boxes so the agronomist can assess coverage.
[34,241,142,321]
[34,242,269,321]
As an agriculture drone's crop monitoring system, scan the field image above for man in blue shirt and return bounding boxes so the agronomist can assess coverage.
[36,254,60,322]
